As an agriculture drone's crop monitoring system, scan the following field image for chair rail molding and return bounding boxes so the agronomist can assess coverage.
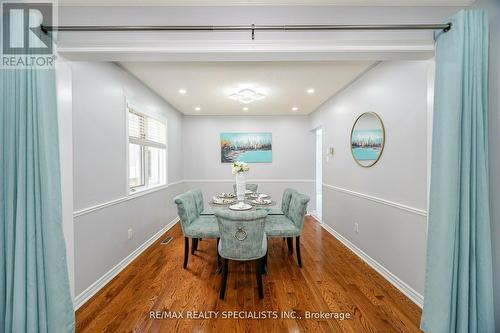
[184,179,315,183]
[73,180,184,217]
[322,183,427,217]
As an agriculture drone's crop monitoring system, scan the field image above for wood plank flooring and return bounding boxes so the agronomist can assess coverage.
[76,217,422,333]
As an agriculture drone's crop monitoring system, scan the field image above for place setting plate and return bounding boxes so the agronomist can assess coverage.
[218,192,236,198]
[211,197,236,205]
[229,202,253,211]
[248,193,269,199]
[249,199,273,206]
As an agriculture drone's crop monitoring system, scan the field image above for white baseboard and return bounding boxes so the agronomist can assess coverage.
[73,217,179,310]
[306,211,321,222]
[316,218,424,308]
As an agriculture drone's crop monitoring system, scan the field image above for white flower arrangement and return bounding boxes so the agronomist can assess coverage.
[232,161,250,174]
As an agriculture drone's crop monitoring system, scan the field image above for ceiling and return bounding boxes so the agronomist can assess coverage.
[59,0,473,6]
[120,61,374,115]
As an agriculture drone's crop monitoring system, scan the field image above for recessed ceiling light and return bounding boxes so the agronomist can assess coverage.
[291,107,299,111]
[178,89,187,95]
[243,107,249,111]
[194,107,201,111]
[307,88,315,94]
[229,88,266,104]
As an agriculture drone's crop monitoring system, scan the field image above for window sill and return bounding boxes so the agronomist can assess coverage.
[128,184,168,199]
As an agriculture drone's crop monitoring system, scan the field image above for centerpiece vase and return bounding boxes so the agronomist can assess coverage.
[235,172,247,202]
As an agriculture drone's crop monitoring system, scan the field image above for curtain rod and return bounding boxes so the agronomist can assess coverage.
[41,23,451,40]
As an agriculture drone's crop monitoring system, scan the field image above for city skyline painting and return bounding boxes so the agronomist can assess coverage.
[351,129,383,161]
[220,132,272,163]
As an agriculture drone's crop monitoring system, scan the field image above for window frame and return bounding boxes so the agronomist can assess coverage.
[126,101,168,195]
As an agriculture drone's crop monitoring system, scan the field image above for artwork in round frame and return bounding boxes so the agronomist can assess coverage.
[350,112,385,167]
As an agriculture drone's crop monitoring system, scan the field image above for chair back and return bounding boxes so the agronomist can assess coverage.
[281,188,297,216]
[286,192,310,231]
[232,183,258,193]
[215,209,268,261]
[173,191,199,235]
[189,188,204,215]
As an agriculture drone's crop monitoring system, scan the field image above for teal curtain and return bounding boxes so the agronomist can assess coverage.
[0,66,75,331]
[421,10,495,333]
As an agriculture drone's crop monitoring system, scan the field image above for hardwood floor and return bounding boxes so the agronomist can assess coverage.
[76,217,422,333]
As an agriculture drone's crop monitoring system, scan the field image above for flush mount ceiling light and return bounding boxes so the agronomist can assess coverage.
[178,89,187,95]
[307,88,315,94]
[228,88,266,104]
[194,107,201,111]
[291,106,299,111]
[242,107,249,111]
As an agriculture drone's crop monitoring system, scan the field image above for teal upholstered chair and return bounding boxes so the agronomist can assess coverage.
[215,209,268,299]
[265,191,310,267]
[187,188,206,253]
[189,188,204,215]
[278,188,297,250]
[174,189,220,269]
[281,188,297,216]
[232,183,258,193]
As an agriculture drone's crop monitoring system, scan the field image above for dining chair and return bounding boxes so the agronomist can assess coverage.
[215,209,268,299]
[278,188,297,252]
[189,188,204,215]
[264,191,310,268]
[187,188,205,253]
[232,183,258,193]
[174,190,220,269]
[281,188,297,216]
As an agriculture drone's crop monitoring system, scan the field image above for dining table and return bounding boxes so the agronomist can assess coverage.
[200,192,284,216]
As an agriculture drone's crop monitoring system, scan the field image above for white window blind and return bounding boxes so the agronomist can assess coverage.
[127,106,167,192]
[128,109,166,149]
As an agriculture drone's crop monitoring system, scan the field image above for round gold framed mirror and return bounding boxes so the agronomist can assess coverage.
[350,112,385,168]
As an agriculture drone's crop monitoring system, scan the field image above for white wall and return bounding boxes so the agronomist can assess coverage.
[309,61,431,304]
[71,62,184,296]
[182,116,316,209]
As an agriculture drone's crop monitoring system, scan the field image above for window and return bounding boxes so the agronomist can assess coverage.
[128,106,167,193]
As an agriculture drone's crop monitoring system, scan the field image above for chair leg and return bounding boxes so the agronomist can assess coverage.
[286,237,293,254]
[256,258,264,299]
[263,251,268,275]
[219,258,229,299]
[183,237,189,269]
[216,238,222,274]
[296,236,302,268]
[191,238,198,255]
